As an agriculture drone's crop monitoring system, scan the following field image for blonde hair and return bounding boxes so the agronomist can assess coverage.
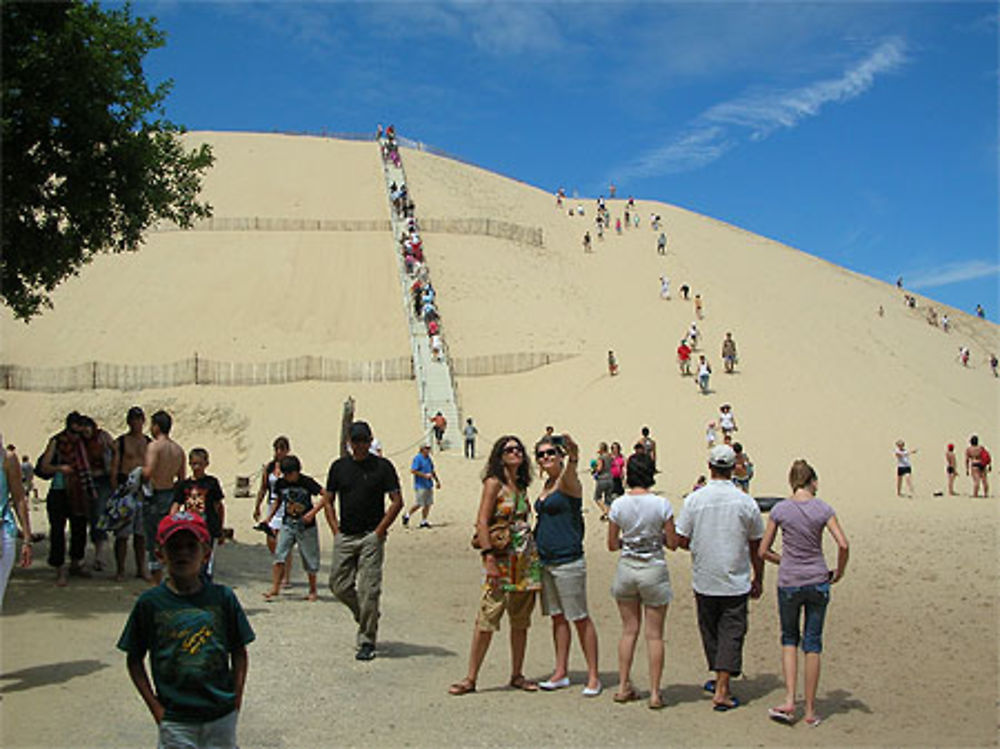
[788,459,818,491]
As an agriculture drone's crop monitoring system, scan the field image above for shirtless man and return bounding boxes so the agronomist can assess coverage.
[111,406,151,580]
[965,436,989,498]
[143,410,185,583]
[945,444,958,496]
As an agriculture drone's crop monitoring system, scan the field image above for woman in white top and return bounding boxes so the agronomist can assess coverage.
[607,453,678,709]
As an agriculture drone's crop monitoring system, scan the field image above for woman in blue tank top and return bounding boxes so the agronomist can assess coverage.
[533,433,602,696]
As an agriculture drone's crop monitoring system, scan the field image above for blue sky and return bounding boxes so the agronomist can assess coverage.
[138,1,998,319]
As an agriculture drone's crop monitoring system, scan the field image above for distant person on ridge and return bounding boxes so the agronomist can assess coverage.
[696,355,712,394]
[694,294,704,320]
[722,333,738,374]
[965,435,990,498]
[583,231,592,253]
[660,276,671,300]
[680,284,690,301]
[894,440,916,497]
[945,444,958,496]
[677,340,692,376]
[608,350,619,377]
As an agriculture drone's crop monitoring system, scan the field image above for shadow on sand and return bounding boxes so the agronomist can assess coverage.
[0,658,109,694]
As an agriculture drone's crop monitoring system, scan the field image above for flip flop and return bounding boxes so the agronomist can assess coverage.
[613,689,640,703]
[768,707,795,724]
[448,679,476,696]
[508,676,538,692]
[703,679,716,694]
[805,716,822,728]
[713,696,741,712]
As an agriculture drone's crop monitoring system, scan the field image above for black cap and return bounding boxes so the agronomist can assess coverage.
[349,421,373,441]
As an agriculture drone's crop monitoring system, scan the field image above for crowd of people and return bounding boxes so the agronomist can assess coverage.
[447,432,850,728]
[893,281,995,374]
[895,434,992,498]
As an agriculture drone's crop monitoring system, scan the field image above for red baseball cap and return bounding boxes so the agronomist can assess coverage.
[157,511,210,545]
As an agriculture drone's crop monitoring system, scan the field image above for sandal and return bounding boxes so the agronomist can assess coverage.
[448,679,476,696]
[613,688,640,703]
[508,675,538,692]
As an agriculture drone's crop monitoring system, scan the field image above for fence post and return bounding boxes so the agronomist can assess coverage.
[92,361,98,390]
[194,352,199,385]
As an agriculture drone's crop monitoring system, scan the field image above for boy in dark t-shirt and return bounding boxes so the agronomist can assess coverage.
[118,512,254,748]
[263,455,323,602]
[170,448,225,580]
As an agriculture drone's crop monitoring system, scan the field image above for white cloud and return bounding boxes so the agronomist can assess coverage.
[617,37,907,179]
[907,260,1000,290]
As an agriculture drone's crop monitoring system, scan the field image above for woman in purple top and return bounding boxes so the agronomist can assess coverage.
[759,460,849,727]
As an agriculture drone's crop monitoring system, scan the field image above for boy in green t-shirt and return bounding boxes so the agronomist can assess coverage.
[118,512,254,748]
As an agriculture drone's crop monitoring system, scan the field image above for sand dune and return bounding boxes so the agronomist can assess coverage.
[1,133,997,748]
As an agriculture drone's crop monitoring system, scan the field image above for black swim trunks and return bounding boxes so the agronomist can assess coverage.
[897,466,912,477]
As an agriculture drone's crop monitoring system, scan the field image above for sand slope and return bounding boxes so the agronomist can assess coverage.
[1,134,998,748]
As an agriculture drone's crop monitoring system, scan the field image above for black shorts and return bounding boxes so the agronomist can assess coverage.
[897,466,912,477]
[947,466,956,475]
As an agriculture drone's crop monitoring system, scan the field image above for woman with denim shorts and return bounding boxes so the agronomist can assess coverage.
[759,460,849,727]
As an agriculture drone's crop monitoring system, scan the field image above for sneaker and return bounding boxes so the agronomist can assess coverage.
[402,514,410,527]
[356,643,376,661]
[419,520,431,529]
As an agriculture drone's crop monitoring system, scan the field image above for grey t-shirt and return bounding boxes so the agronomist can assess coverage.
[676,480,764,596]
[608,491,673,563]
[769,497,834,587]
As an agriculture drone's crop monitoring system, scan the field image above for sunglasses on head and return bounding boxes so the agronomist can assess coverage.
[536,448,559,459]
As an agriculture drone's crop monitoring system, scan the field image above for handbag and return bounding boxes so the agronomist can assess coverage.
[470,521,511,552]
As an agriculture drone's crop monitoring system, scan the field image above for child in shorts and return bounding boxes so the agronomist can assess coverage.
[170,448,225,581]
[118,512,254,749]
[263,455,323,601]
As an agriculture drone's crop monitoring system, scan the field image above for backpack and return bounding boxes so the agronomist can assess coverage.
[980,447,991,470]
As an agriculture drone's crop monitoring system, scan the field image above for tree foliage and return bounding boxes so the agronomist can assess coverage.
[1,0,213,320]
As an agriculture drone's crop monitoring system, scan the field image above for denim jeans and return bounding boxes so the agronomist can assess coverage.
[157,709,238,749]
[777,582,830,653]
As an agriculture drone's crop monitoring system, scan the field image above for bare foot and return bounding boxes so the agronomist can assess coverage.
[263,590,279,601]
[281,580,292,589]
[303,592,318,602]
[114,573,126,582]
[55,568,69,587]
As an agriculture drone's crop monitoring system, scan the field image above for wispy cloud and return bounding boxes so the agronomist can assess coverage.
[618,37,908,180]
[907,260,1000,290]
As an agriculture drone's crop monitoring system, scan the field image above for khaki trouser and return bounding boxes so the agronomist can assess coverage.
[329,532,385,647]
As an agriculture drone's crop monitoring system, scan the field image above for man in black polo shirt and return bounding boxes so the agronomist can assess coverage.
[321,421,403,661]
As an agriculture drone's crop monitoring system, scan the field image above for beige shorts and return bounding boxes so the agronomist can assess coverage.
[540,557,590,621]
[476,587,536,632]
[611,557,673,607]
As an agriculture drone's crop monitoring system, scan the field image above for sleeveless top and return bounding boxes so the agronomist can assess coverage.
[535,489,584,566]
[486,484,540,592]
[1,462,15,540]
[595,454,612,482]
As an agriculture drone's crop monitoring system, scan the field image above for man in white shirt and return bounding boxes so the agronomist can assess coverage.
[676,445,764,711]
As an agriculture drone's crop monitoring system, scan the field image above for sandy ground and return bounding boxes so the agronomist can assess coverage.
[1,134,998,747]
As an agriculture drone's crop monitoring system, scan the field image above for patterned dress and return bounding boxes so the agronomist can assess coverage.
[486,485,541,593]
